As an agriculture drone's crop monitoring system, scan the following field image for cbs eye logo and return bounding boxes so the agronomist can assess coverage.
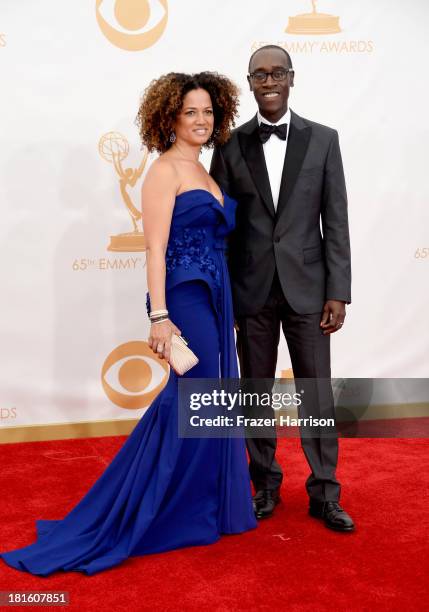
[96,0,168,51]
[101,341,169,409]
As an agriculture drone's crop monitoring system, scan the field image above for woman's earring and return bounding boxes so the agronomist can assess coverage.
[169,132,176,143]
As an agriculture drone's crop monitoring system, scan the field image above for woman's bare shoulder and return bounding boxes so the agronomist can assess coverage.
[141,155,180,205]
[144,154,179,185]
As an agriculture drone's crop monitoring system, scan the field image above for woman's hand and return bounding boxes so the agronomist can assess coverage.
[148,319,182,362]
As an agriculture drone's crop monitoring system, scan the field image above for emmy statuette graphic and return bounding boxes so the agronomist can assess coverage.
[99,132,147,252]
[286,0,341,35]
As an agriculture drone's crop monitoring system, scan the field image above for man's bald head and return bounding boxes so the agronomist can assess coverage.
[248,45,292,74]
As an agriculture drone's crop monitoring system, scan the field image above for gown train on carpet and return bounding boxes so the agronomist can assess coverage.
[0,189,257,576]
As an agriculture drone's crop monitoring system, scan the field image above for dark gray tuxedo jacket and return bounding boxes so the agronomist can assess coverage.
[210,110,351,317]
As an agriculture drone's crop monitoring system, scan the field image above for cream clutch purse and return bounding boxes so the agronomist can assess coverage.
[169,334,199,375]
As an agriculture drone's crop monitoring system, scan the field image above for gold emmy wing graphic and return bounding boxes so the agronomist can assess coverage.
[99,131,147,252]
[96,0,168,51]
[102,341,169,409]
[285,0,341,35]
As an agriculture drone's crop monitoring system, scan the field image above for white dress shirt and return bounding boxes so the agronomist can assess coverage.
[257,107,291,211]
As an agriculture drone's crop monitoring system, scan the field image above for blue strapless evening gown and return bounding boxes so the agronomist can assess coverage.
[0,189,257,576]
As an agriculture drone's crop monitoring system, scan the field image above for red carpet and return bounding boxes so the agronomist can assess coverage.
[1,436,428,611]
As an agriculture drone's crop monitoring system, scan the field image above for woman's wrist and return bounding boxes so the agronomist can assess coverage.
[150,309,168,316]
[149,309,169,324]
[151,317,170,325]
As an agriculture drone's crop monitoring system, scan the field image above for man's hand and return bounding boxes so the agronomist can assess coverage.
[320,300,346,335]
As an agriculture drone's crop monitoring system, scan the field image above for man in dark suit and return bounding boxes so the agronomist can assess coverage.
[210,45,355,532]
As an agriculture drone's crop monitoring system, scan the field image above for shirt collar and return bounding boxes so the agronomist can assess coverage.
[257,107,291,127]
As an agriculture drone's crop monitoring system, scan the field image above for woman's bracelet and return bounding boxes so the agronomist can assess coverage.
[150,309,168,318]
[150,309,169,321]
[150,316,169,325]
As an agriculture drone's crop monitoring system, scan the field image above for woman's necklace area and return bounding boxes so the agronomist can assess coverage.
[170,144,223,206]
[170,144,202,164]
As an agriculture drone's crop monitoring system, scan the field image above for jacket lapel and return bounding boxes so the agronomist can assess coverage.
[276,110,312,221]
[238,115,275,218]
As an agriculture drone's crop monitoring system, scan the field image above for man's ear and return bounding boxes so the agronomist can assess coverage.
[247,75,253,92]
[289,71,295,88]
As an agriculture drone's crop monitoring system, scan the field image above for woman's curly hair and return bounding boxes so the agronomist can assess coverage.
[135,71,240,153]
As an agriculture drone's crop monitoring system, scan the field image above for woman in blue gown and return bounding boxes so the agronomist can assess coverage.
[0,72,257,576]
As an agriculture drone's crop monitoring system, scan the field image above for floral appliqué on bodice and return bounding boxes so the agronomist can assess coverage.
[146,227,222,316]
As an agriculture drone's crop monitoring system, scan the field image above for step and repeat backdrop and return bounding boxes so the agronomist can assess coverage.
[1,1,428,440]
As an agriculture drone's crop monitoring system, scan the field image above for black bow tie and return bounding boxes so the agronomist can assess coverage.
[258,122,288,144]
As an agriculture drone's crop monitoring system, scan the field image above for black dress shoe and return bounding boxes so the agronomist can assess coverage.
[309,500,355,532]
[253,489,281,519]
[253,490,267,509]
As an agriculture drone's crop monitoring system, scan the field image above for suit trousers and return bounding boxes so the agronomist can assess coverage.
[236,269,341,502]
